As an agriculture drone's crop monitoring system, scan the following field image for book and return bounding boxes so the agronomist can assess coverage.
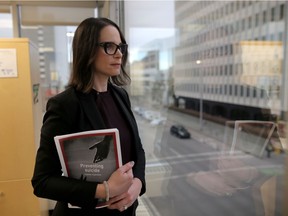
[54,128,122,208]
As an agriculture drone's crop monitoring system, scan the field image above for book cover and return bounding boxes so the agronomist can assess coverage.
[54,128,122,208]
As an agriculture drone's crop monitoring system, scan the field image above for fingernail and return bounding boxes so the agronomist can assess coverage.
[130,161,135,166]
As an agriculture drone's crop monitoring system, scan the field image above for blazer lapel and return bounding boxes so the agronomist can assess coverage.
[111,88,138,134]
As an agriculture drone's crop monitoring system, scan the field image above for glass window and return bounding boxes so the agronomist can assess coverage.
[18,4,95,111]
[123,1,288,215]
[0,11,13,38]
[20,25,77,111]
[3,1,286,215]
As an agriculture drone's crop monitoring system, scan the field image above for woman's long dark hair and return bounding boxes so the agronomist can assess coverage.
[69,17,130,93]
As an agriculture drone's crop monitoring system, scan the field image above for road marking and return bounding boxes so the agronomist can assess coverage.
[169,147,182,156]
[147,150,243,164]
[146,164,284,182]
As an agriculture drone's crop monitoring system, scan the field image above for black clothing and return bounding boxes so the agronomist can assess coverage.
[94,89,133,164]
[32,84,146,215]
[52,201,138,216]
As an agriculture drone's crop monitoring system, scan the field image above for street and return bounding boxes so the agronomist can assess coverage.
[135,108,286,216]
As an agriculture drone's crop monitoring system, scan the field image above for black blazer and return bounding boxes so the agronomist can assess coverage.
[32,84,146,214]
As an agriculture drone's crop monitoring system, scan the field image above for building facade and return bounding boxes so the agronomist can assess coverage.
[173,1,287,121]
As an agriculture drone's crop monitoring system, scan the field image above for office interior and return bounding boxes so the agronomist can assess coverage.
[0,1,288,216]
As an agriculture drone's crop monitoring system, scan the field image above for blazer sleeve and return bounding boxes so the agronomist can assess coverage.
[31,92,99,208]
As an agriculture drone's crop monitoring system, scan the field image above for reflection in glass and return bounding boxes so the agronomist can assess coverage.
[125,1,287,215]
[21,25,76,111]
[0,12,13,38]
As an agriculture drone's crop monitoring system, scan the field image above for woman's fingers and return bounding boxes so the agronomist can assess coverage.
[120,161,134,174]
[107,161,135,197]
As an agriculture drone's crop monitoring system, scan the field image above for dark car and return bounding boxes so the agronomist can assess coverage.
[170,125,191,138]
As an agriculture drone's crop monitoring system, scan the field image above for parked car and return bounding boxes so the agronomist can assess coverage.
[150,117,166,126]
[170,125,191,138]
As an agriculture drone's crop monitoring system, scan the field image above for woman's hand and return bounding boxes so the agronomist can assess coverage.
[107,161,134,197]
[107,177,142,212]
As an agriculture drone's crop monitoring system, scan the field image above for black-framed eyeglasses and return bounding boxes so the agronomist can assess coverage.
[97,42,128,55]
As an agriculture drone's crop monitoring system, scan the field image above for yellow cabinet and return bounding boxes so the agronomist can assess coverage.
[0,180,40,216]
[0,39,46,215]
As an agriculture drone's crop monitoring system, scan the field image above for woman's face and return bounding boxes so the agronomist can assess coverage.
[94,25,123,80]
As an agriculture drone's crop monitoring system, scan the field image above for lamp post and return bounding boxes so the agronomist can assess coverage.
[196,60,203,131]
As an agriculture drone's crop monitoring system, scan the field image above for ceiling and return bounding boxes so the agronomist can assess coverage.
[0,1,100,8]
[0,1,105,26]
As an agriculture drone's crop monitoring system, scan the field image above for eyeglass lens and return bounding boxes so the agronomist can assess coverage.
[104,43,127,55]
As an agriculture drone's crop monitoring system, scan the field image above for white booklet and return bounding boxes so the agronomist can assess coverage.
[54,128,122,208]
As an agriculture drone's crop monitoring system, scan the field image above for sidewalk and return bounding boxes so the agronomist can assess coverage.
[136,195,161,216]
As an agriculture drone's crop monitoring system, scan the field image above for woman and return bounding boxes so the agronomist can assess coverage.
[32,17,146,216]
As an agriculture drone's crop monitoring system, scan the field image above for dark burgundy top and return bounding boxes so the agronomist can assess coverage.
[93,88,132,164]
